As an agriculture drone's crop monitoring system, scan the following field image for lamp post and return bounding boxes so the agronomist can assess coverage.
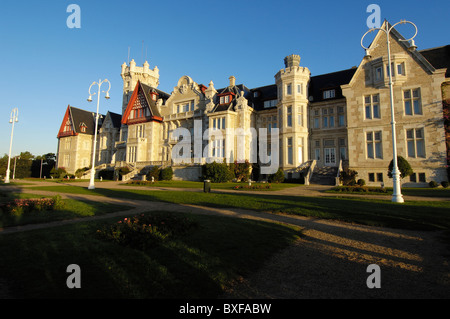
[5,108,19,184]
[361,20,418,203]
[87,79,111,190]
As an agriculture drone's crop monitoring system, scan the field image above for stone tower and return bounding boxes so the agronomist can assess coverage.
[275,54,311,170]
[120,59,160,115]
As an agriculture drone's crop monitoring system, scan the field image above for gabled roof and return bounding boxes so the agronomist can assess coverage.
[57,105,102,138]
[121,81,169,124]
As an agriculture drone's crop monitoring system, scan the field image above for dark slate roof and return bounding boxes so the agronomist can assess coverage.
[140,83,171,117]
[249,84,278,111]
[419,45,450,77]
[69,106,104,135]
[108,111,122,128]
[308,68,357,102]
[212,84,251,112]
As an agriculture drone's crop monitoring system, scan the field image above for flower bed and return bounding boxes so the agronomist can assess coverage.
[0,195,65,216]
[233,184,272,190]
[96,213,198,250]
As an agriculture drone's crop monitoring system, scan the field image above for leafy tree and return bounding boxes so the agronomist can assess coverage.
[233,160,251,182]
[159,167,173,181]
[339,168,358,186]
[388,156,413,179]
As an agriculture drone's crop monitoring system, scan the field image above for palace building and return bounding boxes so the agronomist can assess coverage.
[56,21,450,186]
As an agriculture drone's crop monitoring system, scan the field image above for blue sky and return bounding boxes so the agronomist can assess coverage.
[0,0,449,158]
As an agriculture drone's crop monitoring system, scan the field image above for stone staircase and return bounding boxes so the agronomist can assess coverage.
[310,166,338,185]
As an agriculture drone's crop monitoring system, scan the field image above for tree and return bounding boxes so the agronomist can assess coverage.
[388,156,413,180]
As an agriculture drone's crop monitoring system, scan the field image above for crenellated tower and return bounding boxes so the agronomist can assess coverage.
[120,59,160,115]
[275,54,311,169]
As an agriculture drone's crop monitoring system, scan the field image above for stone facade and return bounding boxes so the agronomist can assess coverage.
[56,21,449,185]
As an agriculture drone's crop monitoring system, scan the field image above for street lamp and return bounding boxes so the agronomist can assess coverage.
[87,79,111,190]
[5,108,19,184]
[361,20,418,203]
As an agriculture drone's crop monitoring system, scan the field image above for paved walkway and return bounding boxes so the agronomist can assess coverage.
[1,180,450,298]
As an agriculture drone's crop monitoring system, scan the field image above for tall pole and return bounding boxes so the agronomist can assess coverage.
[361,20,417,203]
[87,79,111,190]
[386,23,403,203]
[5,108,18,184]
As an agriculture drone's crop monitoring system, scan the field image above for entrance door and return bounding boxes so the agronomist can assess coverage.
[324,148,336,166]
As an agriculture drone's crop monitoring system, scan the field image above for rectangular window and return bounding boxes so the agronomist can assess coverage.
[190,101,195,111]
[287,137,293,165]
[287,84,292,95]
[404,88,422,115]
[376,173,383,182]
[323,89,335,99]
[315,149,320,161]
[410,173,417,183]
[419,173,426,183]
[287,106,292,127]
[222,117,225,129]
[329,116,335,128]
[368,173,375,182]
[339,147,346,160]
[297,84,303,94]
[397,63,405,75]
[367,131,382,159]
[407,128,425,158]
[314,118,319,128]
[338,114,345,126]
[375,67,383,81]
[365,94,380,119]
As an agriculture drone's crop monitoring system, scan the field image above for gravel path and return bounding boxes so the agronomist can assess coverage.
[1,181,449,298]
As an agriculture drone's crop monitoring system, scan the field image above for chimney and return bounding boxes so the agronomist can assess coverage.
[229,76,236,87]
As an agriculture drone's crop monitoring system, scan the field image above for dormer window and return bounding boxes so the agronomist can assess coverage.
[79,122,87,133]
[219,94,231,104]
[323,89,336,99]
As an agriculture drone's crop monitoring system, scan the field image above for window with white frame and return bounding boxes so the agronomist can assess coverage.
[323,89,335,99]
[406,128,425,158]
[212,139,224,158]
[298,106,303,126]
[404,88,422,115]
[365,94,380,119]
[367,131,383,159]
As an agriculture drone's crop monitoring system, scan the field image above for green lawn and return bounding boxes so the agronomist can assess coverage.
[0,211,301,298]
[121,180,301,191]
[27,185,450,231]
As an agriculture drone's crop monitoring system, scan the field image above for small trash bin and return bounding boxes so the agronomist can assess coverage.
[204,180,211,193]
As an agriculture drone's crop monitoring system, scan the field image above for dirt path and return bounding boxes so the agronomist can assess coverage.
[1,181,450,298]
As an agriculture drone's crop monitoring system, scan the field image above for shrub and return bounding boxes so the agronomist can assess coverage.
[232,160,251,182]
[339,168,358,186]
[50,167,67,179]
[96,213,198,250]
[202,162,233,183]
[268,168,285,183]
[146,166,161,181]
[441,181,449,188]
[159,167,173,181]
[429,181,438,188]
[357,179,366,186]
